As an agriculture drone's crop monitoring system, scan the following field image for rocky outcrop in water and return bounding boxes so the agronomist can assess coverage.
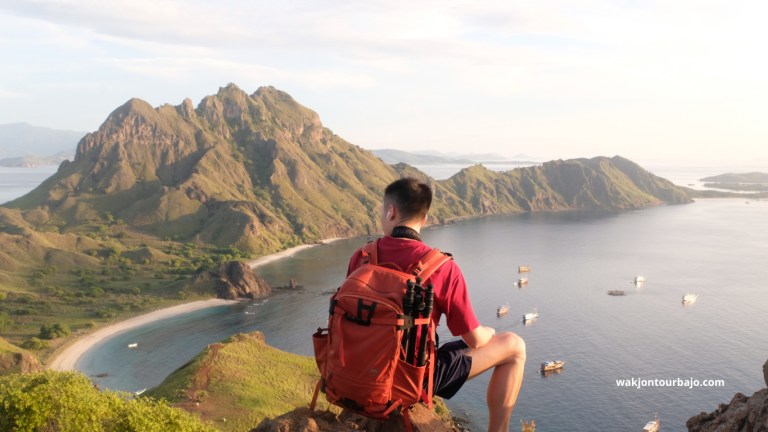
[210,261,272,299]
[687,358,768,431]
[251,404,453,432]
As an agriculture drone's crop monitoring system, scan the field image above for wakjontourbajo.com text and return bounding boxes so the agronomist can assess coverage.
[616,378,725,389]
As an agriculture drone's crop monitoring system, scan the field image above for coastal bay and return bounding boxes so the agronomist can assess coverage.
[75,199,768,431]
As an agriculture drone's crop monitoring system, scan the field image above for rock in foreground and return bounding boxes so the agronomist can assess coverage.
[252,405,453,432]
[687,358,768,431]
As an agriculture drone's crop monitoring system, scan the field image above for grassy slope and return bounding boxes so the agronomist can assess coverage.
[145,331,330,432]
[144,331,452,432]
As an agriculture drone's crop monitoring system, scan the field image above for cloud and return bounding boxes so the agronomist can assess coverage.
[0,87,26,98]
[0,0,767,159]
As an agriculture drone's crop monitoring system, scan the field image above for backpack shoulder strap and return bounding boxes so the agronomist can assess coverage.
[360,239,379,266]
[405,248,453,281]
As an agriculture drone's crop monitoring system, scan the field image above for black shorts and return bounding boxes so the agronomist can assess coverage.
[425,339,473,399]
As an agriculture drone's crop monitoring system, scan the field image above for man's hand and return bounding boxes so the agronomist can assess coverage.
[461,325,496,349]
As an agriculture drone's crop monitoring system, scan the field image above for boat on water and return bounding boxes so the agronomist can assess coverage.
[134,388,147,397]
[607,290,626,296]
[541,360,564,371]
[128,343,137,348]
[634,274,646,283]
[523,309,538,321]
[497,303,510,315]
[643,415,660,432]
[683,293,699,302]
[518,266,531,273]
[518,277,528,285]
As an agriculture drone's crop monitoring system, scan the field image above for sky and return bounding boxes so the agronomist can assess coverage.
[1,0,767,161]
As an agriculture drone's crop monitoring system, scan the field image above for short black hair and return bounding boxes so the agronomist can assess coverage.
[384,178,433,220]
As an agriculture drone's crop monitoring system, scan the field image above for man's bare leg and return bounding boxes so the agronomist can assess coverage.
[465,332,526,432]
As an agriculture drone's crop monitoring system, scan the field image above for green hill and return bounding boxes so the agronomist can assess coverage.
[0,83,704,353]
[145,331,329,431]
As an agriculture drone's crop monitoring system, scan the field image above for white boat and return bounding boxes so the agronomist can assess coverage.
[497,303,509,315]
[643,415,660,432]
[134,388,146,397]
[128,343,138,348]
[523,309,538,321]
[634,274,646,283]
[683,293,698,302]
[518,277,528,285]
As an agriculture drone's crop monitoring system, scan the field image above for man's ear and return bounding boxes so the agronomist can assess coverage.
[420,214,428,226]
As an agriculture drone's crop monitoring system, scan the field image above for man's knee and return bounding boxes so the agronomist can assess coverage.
[498,332,526,362]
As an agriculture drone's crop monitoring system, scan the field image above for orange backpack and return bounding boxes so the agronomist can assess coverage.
[310,238,452,429]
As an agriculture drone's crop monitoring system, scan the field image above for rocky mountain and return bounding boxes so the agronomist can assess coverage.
[0,123,84,158]
[1,84,698,277]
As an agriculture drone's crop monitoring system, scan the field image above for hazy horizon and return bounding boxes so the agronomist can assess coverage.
[1,1,767,162]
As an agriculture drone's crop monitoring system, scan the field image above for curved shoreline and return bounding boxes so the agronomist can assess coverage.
[49,299,240,371]
[247,237,345,269]
[49,237,349,372]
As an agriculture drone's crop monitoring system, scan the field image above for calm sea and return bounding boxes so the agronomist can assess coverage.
[0,165,59,205]
[74,199,768,431]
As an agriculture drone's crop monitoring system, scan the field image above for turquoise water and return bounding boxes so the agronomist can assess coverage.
[76,199,768,431]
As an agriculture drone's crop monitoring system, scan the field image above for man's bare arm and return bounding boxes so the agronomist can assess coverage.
[462,325,496,349]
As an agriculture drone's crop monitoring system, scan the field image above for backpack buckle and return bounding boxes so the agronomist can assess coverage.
[396,314,414,330]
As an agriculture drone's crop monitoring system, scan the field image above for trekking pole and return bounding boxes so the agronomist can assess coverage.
[417,283,434,367]
[401,280,415,359]
[406,278,424,365]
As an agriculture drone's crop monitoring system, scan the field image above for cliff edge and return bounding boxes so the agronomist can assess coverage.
[687,358,768,431]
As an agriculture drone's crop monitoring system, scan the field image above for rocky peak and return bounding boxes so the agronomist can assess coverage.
[176,98,196,118]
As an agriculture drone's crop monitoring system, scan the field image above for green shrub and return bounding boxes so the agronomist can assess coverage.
[0,370,216,431]
[177,291,186,299]
[0,312,13,332]
[96,309,116,318]
[21,337,49,350]
[131,287,141,295]
[15,308,38,316]
[85,321,97,328]
[40,323,71,339]
[19,295,34,304]
[0,292,6,301]
[88,287,105,298]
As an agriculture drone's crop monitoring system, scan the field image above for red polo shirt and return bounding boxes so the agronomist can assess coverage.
[347,236,480,337]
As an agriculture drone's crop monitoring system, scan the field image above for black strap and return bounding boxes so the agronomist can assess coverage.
[390,226,422,242]
[345,299,378,326]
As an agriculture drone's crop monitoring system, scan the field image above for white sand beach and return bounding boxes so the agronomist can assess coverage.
[49,299,239,371]
[49,237,351,372]
[247,237,345,269]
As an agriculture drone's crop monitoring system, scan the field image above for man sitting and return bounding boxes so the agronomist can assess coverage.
[347,178,526,432]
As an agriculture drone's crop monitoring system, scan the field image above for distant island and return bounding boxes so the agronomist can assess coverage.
[703,183,768,192]
[371,148,538,165]
[699,172,768,183]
